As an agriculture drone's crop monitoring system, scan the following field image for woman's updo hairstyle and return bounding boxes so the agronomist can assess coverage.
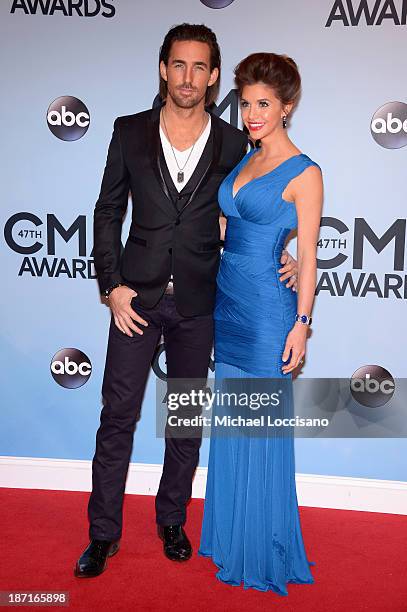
[234,52,301,109]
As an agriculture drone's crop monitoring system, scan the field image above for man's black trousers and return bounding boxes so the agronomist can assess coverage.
[88,294,213,541]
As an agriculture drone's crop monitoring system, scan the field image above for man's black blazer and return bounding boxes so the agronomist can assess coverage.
[93,105,248,316]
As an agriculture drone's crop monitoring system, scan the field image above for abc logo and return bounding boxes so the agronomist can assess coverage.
[152,343,167,381]
[50,348,92,389]
[47,96,90,141]
[350,365,395,407]
[200,0,235,7]
[370,101,407,149]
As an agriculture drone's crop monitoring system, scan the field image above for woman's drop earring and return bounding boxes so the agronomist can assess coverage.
[282,115,287,129]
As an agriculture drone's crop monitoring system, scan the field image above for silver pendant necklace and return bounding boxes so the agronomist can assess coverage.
[161,109,208,184]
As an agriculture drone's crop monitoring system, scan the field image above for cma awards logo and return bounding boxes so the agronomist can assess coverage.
[47,96,90,141]
[50,348,92,389]
[3,212,96,279]
[10,0,115,17]
[326,0,407,26]
[350,365,395,407]
[316,217,407,299]
[371,102,407,149]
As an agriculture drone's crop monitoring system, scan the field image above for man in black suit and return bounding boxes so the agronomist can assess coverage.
[75,23,298,577]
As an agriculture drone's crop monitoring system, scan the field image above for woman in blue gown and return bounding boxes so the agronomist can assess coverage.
[198,53,323,594]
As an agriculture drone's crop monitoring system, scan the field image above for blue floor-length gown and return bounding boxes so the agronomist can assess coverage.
[198,148,320,595]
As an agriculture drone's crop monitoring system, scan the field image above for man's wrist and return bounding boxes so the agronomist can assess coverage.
[103,282,123,299]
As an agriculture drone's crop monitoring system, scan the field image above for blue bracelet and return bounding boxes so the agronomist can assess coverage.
[295,314,312,325]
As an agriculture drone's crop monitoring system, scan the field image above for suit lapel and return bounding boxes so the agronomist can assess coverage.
[147,106,177,218]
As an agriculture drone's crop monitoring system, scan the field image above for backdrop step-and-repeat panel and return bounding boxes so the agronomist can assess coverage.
[1,0,406,480]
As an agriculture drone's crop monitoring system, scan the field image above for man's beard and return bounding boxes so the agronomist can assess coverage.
[168,85,206,109]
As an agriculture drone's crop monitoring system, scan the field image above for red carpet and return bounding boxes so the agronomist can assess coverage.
[0,488,406,611]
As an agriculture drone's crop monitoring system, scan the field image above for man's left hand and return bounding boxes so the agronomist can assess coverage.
[278,250,298,291]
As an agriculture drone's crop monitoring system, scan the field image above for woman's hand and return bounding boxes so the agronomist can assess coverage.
[281,322,307,374]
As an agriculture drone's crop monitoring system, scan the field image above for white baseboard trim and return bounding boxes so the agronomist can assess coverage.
[0,456,406,515]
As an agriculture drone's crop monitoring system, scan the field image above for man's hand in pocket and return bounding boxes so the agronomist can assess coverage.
[108,286,148,337]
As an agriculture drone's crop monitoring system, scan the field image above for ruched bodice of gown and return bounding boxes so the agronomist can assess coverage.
[214,149,319,377]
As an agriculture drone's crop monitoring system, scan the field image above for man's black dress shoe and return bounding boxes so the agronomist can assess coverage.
[74,539,120,577]
[157,524,192,562]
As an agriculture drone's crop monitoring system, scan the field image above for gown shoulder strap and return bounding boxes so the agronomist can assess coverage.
[277,154,321,190]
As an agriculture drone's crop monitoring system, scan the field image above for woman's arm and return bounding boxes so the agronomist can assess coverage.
[281,165,323,374]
